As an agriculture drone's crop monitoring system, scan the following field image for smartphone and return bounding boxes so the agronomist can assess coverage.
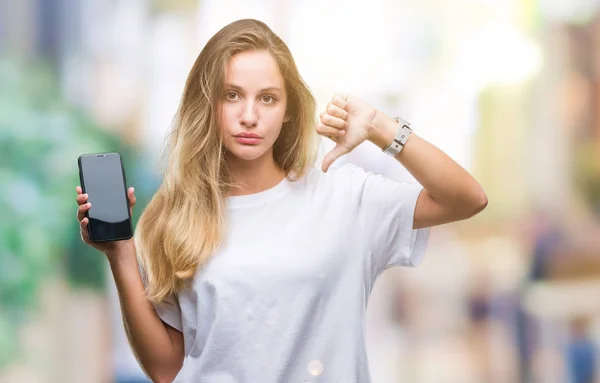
[77,152,133,242]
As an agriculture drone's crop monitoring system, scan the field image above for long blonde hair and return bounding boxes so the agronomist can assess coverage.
[135,19,319,303]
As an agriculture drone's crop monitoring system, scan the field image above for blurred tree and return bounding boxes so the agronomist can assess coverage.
[150,0,198,14]
[0,58,156,368]
[574,141,600,216]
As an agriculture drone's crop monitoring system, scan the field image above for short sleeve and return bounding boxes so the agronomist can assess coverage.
[153,293,183,332]
[344,164,430,272]
[139,263,183,332]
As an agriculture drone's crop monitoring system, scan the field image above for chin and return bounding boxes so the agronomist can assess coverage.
[227,145,270,161]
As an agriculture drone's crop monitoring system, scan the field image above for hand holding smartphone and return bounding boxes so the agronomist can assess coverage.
[76,152,136,256]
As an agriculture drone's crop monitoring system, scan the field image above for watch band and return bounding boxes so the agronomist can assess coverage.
[382,116,412,156]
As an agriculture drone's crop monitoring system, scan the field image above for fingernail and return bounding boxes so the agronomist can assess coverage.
[131,187,135,192]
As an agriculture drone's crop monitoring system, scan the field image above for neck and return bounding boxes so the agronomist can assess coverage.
[226,151,286,196]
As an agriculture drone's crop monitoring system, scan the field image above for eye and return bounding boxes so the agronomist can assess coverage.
[261,95,276,104]
[225,91,240,101]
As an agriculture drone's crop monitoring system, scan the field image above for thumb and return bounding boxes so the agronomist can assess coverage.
[321,144,349,173]
[332,93,348,110]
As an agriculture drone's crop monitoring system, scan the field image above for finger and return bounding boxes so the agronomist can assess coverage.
[316,122,345,137]
[332,93,348,109]
[319,112,347,130]
[127,187,136,217]
[322,144,350,173]
[326,102,348,120]
[76,186,82,194]
[80,216,89,240]
[77,202,91,221]
[77,193,88,205]
[128,187,136,206]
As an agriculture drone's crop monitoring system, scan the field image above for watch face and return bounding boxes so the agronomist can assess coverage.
[399,126,412,144]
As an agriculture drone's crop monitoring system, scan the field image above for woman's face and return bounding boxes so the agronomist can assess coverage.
[219,50,290,162]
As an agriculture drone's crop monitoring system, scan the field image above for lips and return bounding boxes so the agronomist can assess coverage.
[234,132,262,139]
[233,132,263,145]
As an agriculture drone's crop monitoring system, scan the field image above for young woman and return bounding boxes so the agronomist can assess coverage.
[75,19,487,383]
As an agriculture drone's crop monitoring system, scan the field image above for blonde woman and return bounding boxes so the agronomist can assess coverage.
[76,19,487,383]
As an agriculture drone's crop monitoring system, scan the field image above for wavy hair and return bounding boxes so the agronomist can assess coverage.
[135,19,319,303]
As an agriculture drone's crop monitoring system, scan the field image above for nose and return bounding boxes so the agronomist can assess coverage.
[240,100,258,128]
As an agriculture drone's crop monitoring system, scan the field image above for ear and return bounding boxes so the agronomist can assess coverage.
[283,114,292,123]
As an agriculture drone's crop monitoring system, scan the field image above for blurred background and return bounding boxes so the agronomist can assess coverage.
[2,0,600,382]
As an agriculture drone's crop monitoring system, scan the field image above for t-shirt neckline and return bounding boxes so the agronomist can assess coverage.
[227,176,292,209]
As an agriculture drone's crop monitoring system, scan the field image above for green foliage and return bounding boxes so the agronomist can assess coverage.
[574,140,600,216]
[0,57,158,368]
[149,0,198,14]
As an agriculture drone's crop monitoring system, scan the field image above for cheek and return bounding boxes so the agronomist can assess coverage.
[220,105,236,130]
[264,107,287,133]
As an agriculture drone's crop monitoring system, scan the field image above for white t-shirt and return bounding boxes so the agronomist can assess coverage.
[153,163,430,382]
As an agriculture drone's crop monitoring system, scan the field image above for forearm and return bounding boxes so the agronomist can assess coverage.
[107,243,183,381]
[369,111,487,212]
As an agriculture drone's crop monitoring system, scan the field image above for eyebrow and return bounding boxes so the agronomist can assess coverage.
[225,84,283,93]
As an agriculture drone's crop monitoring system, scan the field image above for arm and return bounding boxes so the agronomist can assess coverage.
[108,242,184,383]
[317,93,488,230]
[75,187,183,382]
[368,111,488,229]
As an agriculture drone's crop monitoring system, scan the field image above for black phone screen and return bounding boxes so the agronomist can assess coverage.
[78,152,133,242]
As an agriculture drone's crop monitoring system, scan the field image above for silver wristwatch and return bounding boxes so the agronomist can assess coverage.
[382,116,412,156]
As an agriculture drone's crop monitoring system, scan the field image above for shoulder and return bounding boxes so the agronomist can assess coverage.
[291,163,370,195]
[324,162,374,189]
[328,162,369,179]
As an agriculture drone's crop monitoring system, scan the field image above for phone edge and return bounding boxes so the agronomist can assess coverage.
[78,152,134,243]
